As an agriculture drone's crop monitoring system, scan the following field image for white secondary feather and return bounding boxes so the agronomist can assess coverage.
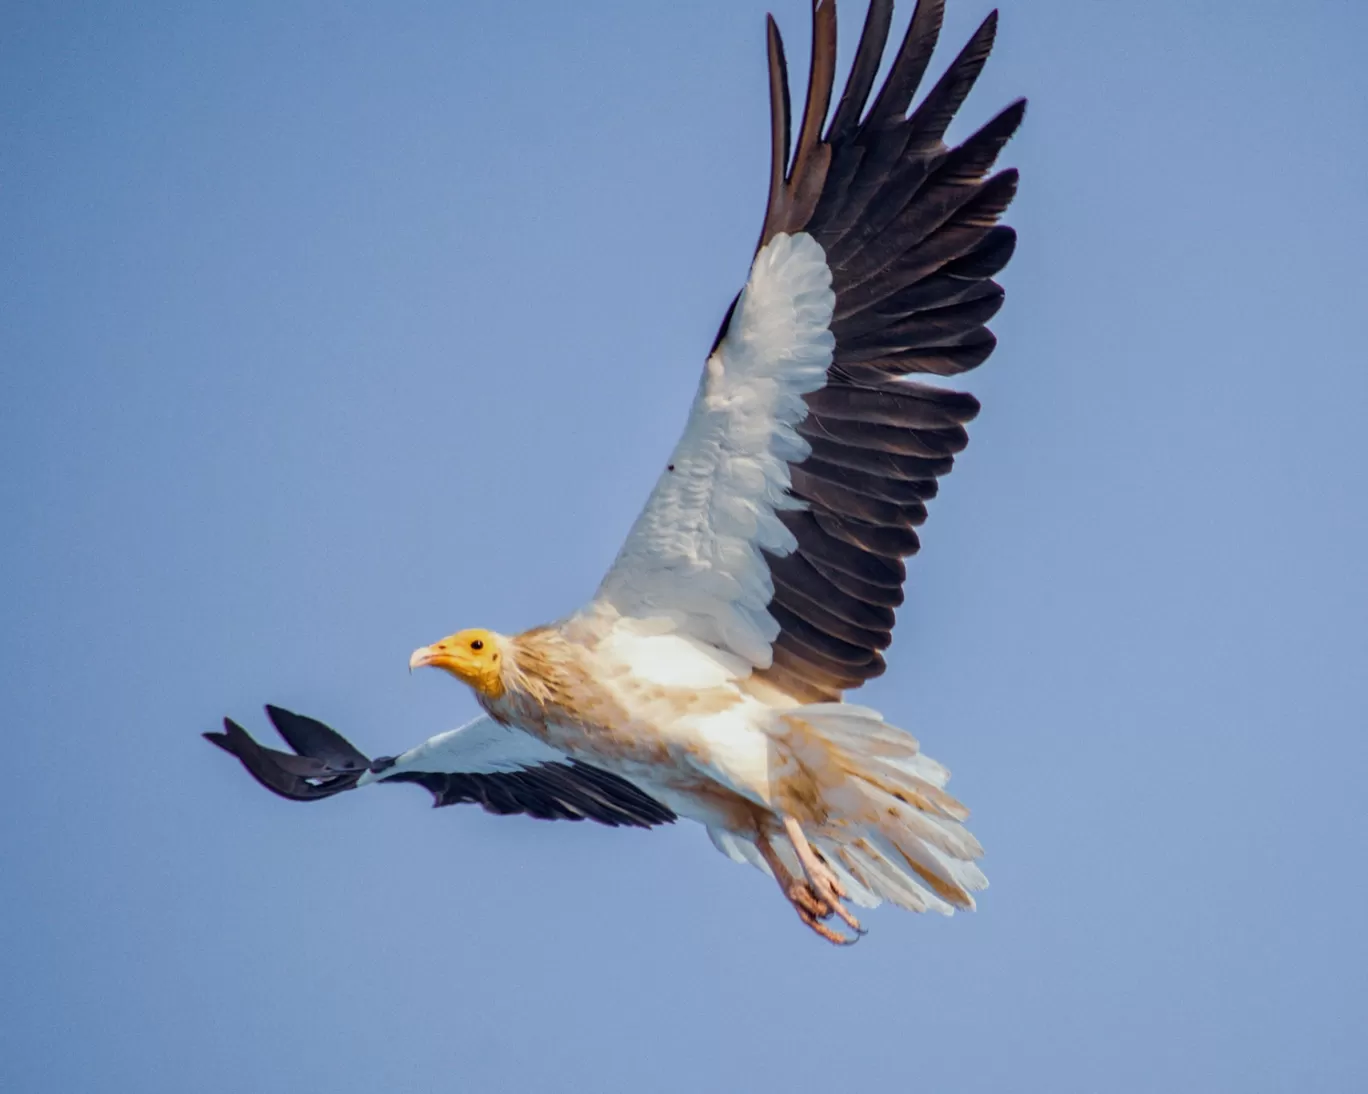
[355,714,566,785]
[593,231,835,667]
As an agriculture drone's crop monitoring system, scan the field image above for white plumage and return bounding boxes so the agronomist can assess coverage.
[597,232,836,668]
[356,715,562,781]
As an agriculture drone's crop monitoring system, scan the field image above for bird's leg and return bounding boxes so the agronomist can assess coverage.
[782,816,865,939]
[756,828,859,946]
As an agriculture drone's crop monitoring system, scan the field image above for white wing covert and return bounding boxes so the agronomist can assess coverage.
[595,232,836,667]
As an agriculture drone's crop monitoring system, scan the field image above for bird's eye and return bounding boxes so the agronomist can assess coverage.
[470,639,484,651]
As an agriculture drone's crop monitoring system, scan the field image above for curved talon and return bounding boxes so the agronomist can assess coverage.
[782,816,865,937]
[758,823,868,946]
[797,906,862,945]
[811,870,863,934]
[792,887,864,945]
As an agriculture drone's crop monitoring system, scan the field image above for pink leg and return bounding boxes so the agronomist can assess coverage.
[783,816,864,937]
[756,826,862,946]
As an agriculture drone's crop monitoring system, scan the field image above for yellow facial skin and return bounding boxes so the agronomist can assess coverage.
[408,628,506,700]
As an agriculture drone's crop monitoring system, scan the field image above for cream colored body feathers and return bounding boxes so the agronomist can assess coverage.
[471,608,985,916]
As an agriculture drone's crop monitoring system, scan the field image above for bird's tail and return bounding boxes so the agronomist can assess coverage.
[775,703,987,914]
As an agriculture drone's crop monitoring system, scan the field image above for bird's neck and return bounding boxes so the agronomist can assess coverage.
[502,628,562,700]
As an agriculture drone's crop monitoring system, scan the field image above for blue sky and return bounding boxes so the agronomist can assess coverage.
[3,1,1366,1091]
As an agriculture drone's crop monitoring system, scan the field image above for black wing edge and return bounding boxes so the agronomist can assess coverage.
[381,764,676,828]
[737,1,1026,702]
[203,706,676,828]
[202,706,370,802]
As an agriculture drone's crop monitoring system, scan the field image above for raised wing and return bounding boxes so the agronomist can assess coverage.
[595,0,1023,701]
[205,706,675,828]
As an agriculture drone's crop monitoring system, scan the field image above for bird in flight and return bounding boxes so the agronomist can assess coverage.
[207,0,1024,945]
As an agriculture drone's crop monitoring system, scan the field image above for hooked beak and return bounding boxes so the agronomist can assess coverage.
[409,644,451,673]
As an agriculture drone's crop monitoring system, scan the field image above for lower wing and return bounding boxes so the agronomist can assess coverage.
[204,705,676,828]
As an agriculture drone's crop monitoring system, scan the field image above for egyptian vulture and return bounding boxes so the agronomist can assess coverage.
[207,0,1024,944]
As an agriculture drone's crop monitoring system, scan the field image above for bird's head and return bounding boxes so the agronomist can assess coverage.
[409,628,507,700]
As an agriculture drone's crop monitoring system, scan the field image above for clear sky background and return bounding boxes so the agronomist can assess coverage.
[3,1,1366,1091]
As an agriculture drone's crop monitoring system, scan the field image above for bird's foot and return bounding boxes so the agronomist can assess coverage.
[782,816,864,944]
[757,821,864,945]
[784,878,862,945]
